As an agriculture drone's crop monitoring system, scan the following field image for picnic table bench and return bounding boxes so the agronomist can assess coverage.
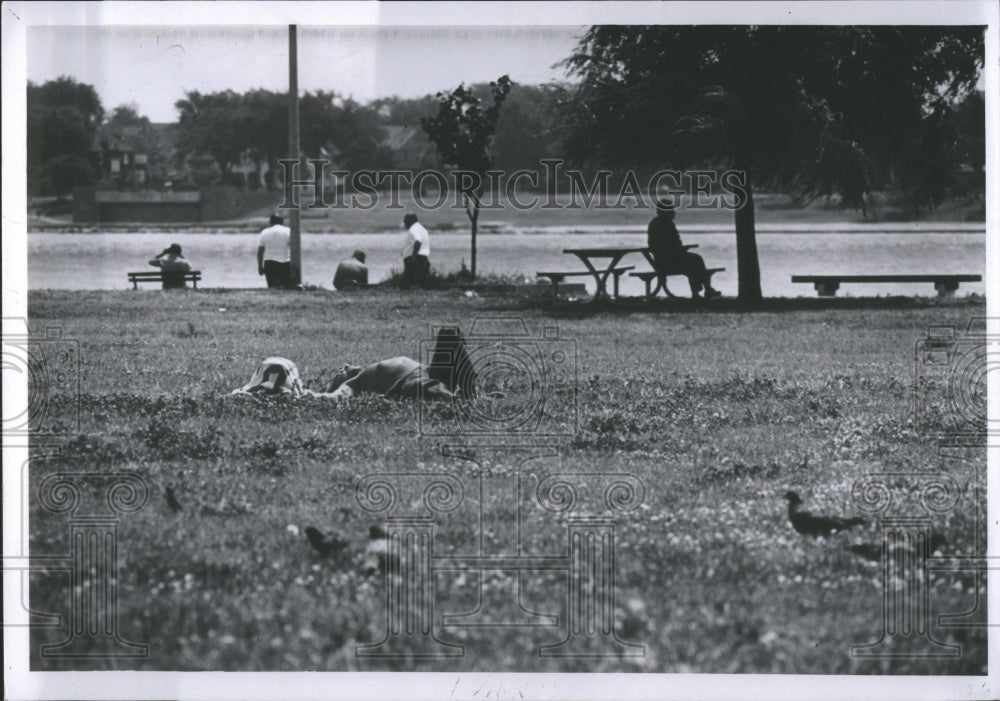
[792,274,982,297]
[536,267,634,301]
[626,246,725,299]
[127,270,202,289]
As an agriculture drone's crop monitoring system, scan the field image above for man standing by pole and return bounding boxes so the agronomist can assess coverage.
[287,24,302,287]
[258,213,292,288]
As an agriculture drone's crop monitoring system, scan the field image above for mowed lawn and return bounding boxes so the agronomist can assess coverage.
[26,288,988,673]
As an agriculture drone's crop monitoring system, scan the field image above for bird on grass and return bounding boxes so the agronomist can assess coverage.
[783,490,865,537]
[848,533,948,563]
[164,485,183,513]
[362,524,400,576]
[304,526,350,558]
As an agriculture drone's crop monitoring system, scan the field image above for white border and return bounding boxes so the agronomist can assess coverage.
[3,2,998,700]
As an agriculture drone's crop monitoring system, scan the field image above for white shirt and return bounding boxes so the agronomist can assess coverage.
[259,225,291,263]
[403,222,430,258]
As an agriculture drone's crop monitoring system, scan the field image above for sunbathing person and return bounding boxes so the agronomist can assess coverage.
[231,327,476,402]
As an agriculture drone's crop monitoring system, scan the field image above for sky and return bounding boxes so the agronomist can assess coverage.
[26,25,584,123]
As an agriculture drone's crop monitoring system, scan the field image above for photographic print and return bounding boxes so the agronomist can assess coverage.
[3,2,997,699]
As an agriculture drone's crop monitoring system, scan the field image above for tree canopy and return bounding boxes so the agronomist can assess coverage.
[174,89,391,189]
[27,76,105,196]
[561,25,984,301]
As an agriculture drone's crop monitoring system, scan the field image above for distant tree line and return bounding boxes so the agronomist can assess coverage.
[28,57,983,205]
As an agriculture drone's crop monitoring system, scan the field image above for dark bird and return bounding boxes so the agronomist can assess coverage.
[362,524,399,576]
[784,490,865,537]
[848,533,948,563]
[304,526,349,558]
[165,485,183,513]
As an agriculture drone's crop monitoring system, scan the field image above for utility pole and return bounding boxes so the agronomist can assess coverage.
[288,24,302,286]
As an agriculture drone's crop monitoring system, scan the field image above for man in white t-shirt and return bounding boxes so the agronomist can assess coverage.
[257,213,292,288]
[401,213,430,286]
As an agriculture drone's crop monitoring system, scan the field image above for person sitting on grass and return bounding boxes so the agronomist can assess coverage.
[148,243,192,289]
[231,327,476,402]
[333,250,369,290]
[647,202,721,299]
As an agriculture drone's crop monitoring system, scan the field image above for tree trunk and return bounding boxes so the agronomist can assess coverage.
[733,166,762,303]
[469,204,479,278]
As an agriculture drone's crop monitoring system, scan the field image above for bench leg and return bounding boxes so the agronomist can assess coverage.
[815,282,839,297]
[550,280,560,302]
[935,281,958,297]
[661,276,681,299]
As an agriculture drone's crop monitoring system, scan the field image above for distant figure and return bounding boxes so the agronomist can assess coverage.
[401,213,430,287]
[333,250,369,290]
[258,213,292,289]
[647,204,721,299]
[148,243,192,289]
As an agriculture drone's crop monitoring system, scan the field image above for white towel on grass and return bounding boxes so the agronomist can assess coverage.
[231,357,305,397]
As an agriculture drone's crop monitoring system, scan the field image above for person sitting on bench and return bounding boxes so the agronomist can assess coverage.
[647,203,721,299]
[148,243,192,289]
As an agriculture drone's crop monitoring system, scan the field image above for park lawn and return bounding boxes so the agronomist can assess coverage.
[26,288,987,673]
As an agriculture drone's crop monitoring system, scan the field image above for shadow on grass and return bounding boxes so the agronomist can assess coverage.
[474,293,986,317]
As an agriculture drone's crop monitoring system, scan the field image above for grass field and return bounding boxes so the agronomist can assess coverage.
[26,288,988,673]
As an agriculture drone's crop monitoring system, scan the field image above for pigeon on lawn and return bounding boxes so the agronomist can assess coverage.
[783,490,865,537]
[362,524,400,576]
[304,526,350,558]
[165,485,183,513]
[848,533,948,562]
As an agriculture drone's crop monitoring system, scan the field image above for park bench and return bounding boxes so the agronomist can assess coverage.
[536,266,634,301]
[629,267,726,299]
[127,270,202,289]
[791,274,982,297]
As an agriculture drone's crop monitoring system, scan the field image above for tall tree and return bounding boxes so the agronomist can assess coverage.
[561,26,983,302]
[174,90,246,178]
[421,75,513,278]
[27,77,104,196]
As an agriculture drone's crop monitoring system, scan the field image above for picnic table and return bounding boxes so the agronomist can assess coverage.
[558,247,647,300]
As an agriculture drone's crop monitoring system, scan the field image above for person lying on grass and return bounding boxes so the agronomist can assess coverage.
[231,327,476,402]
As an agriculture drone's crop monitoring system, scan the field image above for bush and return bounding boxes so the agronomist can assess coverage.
[380,261,526,289]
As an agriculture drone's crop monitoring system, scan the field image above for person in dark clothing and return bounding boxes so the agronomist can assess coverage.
[647,204,721,299]
[148,243,192,289]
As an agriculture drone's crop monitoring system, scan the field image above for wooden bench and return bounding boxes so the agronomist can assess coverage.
[127,270,202,289]
[536,266,634,301]
[791,274,982,297]
[630,268,726,299]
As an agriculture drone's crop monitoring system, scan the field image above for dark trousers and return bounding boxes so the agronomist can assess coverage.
[161,273,187,290]
[264,260,292,289]
[403,255,430,286]
[652,250,711,296]
[426,326,477,398]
